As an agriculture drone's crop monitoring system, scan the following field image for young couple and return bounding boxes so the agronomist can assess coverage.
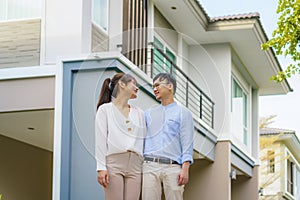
[95,72,194,200]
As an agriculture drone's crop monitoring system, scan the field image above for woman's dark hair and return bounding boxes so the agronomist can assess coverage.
[96,73,136,110]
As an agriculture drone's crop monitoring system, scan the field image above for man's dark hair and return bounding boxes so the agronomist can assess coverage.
[153,73,177,94]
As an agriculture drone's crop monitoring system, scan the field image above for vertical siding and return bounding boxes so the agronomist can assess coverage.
[0,19,41,69]
[122,0,148,72]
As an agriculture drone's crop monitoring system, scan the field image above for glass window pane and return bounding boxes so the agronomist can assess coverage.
[154,37,163,49]
[267,151,275,173]
[0,0,6,20]
[243,128,247,145]
[166,48,176,74]
[153,37,165,75]
[93,0,108,30]
[232,78,248,145]
[0,0,42,21]
[153,48,164,76]
[243,93,247,126]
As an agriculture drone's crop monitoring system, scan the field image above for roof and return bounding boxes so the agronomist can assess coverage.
[260,127,300,160]
[210,12,260,22]
[260,127,295,135]
[154,0,293,94]
[194,1,292,93]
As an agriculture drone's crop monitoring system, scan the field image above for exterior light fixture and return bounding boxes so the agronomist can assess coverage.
[258,188,264,196]
[116,44,123,52]
[229,169,236,180]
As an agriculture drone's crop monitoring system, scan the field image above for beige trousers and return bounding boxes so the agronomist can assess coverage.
[142,161,184,200]
[104,151,143,200]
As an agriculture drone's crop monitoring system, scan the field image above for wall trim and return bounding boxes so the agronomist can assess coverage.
[0,65,55,80]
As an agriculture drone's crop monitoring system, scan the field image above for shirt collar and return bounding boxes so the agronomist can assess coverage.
[160,102,177,109]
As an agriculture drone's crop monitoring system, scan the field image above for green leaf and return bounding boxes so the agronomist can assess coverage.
[262,0,300,82]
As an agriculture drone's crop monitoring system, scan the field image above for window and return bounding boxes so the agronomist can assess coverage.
[93,0,108,31]
[287,159,295,195]
[0,0,42,21]
[153,36,177,77]
[231,78,248,145]
[296,168,300,200]
[267,150,275,173]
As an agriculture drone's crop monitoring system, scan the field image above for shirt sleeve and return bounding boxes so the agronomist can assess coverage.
[140,108,147,140]
[180,108,194,164]
[95,105,108,171]
[137,107,146,154]
[143,109,149,155]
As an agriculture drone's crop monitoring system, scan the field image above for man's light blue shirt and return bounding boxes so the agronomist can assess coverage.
[144,102,194,164]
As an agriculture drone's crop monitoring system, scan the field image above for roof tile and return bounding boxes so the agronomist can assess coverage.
[210,12,260,22]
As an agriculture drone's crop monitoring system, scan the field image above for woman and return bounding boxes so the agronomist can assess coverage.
[95,73,145,200]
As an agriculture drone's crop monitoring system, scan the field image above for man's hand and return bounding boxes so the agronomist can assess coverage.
[97,170,109,188]
[177,162,190,186]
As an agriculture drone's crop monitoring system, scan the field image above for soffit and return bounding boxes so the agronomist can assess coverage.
[0,76,55,151]
[0,109,54,151]
[154,0,292,95]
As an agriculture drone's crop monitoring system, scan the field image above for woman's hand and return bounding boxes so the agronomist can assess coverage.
[97,170,109,188]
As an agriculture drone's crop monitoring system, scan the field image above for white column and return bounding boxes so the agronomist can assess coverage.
[108,0,123,51]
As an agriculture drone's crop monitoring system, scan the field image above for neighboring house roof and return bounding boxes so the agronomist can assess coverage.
[260,127,295,135]
[260,127,300,161]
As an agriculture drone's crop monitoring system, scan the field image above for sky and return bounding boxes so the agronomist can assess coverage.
[200,0,300,134]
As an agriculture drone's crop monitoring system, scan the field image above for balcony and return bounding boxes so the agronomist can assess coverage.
[148,43,215,129]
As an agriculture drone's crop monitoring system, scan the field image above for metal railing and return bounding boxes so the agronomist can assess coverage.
[150,43,215,128]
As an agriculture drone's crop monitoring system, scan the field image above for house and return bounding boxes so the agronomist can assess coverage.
[260,127,300,200]
[0,0,292,200]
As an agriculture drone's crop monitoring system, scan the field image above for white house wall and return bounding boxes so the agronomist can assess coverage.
[108,0,123,52]
[44,0,92,64]
[0,77,55,112]
[260,143,282,196]
[188,43,231,136]
[181,37,190,73]
[251,89,259,160]
[154,6,178,53]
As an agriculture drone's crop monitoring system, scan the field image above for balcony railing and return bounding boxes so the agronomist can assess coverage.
[149,43,215,129]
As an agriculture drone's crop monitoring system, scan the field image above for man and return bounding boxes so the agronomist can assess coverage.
[142,73,194,200]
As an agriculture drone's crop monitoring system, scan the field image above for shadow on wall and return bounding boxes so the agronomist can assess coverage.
[0,135,53,200]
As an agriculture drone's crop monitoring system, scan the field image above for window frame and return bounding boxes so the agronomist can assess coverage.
[284,149,299,198]
[267,150,275,173]
[231,75,249,146]
[153,35,177,75]
[287,158,295,196]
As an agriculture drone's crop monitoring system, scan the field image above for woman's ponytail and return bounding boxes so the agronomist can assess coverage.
[96,78,112,110]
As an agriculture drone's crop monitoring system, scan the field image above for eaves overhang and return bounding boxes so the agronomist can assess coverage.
[279,134,300,162]
[153,0,292,95]
[260,127,300,162]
